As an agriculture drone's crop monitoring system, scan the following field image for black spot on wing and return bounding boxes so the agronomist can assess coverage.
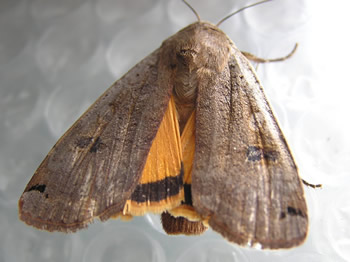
[76,136,105,153]
[247,146,262,161]
[287,206,306,218]
[247,146,279,162]
[27,184,46,193]
[280,211,286,219]
[280,206,306,219]
[76,136,93,148]
[263,150,279,162]
[89,137,103,153]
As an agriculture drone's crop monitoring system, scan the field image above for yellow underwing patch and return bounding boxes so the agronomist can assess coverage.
[168,110,200,221]
[181,110,195,185]
[122,96,184,216]
[138,96,182,184]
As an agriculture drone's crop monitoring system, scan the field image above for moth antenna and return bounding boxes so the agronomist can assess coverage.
[216,0,273,27]
[182,0,201,22]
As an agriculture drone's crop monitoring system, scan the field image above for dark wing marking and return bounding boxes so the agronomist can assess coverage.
[19,48,173,232]
[192,44,307,249]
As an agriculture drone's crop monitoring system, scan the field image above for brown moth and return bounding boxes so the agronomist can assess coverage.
[19,0,309,249]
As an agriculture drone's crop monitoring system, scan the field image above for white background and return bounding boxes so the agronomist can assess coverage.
[1,0,350,261]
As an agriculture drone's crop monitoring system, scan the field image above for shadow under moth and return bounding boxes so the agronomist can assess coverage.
[19,0,312,249]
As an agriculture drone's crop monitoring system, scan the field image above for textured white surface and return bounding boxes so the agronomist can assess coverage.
[1,0,350,261]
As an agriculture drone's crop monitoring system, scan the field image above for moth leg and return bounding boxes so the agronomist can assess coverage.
[242,43,298,63]
[302,179,322,189]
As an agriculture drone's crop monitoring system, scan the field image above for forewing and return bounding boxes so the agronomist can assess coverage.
[192,46,307,249]
[19,49,173,232]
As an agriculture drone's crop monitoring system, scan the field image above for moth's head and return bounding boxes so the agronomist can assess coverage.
[161,0,272,74]
[161,22,232,73]
[160,0,273,72]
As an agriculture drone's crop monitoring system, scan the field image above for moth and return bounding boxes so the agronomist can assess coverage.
[19,0,310,249]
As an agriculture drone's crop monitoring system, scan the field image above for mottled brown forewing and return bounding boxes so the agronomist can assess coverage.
[191,29,307,249]
[19,49,173,232]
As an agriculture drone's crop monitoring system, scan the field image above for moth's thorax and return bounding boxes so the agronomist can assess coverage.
[160,22,233,132]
